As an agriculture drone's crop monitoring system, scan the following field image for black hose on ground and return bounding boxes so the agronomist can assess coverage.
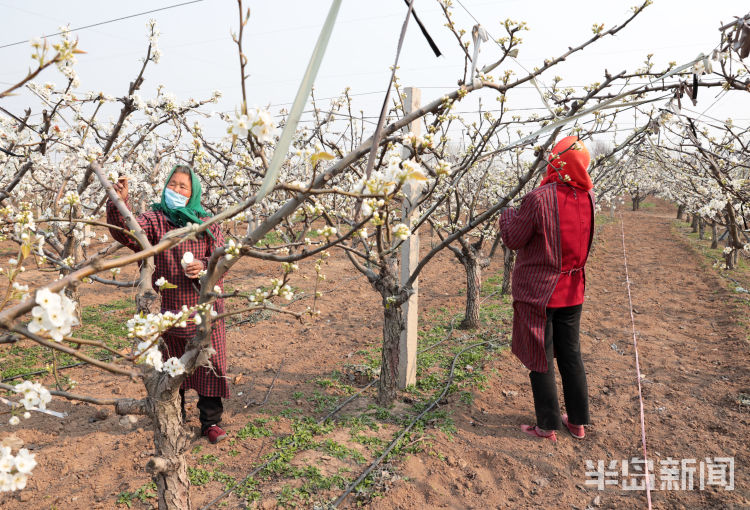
[330,340,495,508]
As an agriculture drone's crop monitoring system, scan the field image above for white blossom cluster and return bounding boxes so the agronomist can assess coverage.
[392,223,411,240]
[354,150,428,197]
[224,239,242,260]
[0,447,36,492]
[132,337,185,377]
[249,278,294,303]
[27,288,79,342]
[127,306,198,344]
[146,19,162,64]
[401,132,434,150]
[230,108,279,143]
[435,159,452,176]
[12,381,52,412]
[318,225,337,238]
[49,26,80,87]
[61,190,80,208]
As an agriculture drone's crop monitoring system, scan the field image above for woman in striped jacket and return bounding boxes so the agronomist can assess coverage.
[498,136,594,442]
[109,166,229,444]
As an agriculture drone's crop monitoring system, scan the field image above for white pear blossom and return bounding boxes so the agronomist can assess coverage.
[279,284,294,301]
[0,446,36,492]
[134,340,164,371]
[12,282,28,292]
[224,238,242,260]
[12,450,35,475]
[435,159,451,176]
[282,262,298,273]
[231,113,249,138]
[62,190,80,207]
[27,289,78,342]
[392,223,410,240]
[247,107,279,143]
[0,450,13,473]
[320,225,337,238]
[13,381,52,411]
[163,357,185,377]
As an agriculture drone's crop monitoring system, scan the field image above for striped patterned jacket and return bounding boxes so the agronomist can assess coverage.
[106,200,230,398]
[498,182,595,372]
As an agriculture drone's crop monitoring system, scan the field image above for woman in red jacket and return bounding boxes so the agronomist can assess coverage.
[498,136,594,442]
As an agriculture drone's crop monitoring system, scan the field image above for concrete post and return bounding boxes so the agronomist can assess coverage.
[398,87,420,389]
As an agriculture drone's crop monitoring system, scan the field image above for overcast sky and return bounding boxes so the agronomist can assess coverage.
[2,0,749,144]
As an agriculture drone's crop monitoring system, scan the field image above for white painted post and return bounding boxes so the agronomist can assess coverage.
[398,87,420,389]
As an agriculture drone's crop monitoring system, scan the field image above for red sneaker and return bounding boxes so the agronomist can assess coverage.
[203,425,227,444]
[520,424,557,442]
[562,414,585,439]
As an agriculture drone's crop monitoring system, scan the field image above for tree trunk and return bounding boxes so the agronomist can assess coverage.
[377,296,404,406]
[501,245,516,296]
[144,377,191,510]
[64,285,83,325]
[691,215,699,233]
[134,285,184,509]
[725,248,735,270]
[711,221,718,249]
[373,259,404,407]
[459,254,481,329]
[676,204,685,220]
[631,195,640,211]
[724,205,744,271]
[698,218,705,240]
[488,231,503,258]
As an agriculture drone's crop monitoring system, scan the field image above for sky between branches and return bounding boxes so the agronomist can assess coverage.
[1,0,749,143]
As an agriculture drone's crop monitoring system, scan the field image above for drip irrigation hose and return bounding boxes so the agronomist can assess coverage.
[330,340,495,508]
[200,288,503,509]
[198,378,379,510]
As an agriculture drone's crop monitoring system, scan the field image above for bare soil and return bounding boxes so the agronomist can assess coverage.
[1,200,749,510]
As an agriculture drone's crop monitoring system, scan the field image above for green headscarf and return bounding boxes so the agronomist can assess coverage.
[151,165,215,238]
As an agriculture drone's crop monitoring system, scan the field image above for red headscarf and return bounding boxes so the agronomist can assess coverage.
[539,135,592,191]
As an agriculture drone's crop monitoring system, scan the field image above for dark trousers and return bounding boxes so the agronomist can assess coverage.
[529,304,590,430]
[180,389,223,433]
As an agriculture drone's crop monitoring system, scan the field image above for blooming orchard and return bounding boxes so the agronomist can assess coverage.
[0,3,748,508]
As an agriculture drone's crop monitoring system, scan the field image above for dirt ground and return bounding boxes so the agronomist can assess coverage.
[1,199,749,509]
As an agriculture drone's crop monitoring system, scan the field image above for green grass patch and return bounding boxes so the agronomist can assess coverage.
[236,418,273,440]
[255,230,283,247]
[115,482,156,508]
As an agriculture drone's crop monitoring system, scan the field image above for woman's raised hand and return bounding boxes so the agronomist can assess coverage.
[184,261,203,279]
[113,177,129,202]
